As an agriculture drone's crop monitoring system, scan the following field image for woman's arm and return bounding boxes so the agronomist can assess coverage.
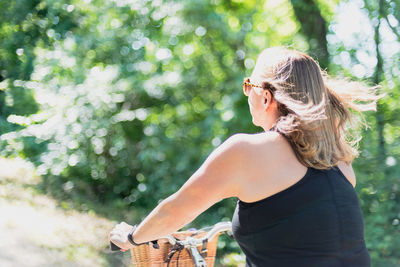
[130,133,247,244]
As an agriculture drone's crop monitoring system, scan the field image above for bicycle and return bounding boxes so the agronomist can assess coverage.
[110,221,232,267]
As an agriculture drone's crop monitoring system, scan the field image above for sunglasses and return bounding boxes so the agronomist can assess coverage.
[243,77,263,96]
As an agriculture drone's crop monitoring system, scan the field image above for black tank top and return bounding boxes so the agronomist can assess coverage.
[231,166,371,267]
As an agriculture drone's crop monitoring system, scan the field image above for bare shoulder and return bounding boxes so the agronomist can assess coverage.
[337,161,356,188]
[228,132,307,202]
[214,132,279,163]
[227,131,283,146]
[222,131,291,167]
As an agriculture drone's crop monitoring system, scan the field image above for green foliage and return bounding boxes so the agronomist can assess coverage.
[1,0,300,214]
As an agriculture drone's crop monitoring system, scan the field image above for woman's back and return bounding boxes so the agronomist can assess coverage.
[231,133,370,267]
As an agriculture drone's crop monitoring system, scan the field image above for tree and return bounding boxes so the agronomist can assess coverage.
[290,0,329,68]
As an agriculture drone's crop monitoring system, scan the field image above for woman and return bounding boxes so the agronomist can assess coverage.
[109,47,380,266]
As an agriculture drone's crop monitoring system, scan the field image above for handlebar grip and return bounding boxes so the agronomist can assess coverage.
[110,241,122,251]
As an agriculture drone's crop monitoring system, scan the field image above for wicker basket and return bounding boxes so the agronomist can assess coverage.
[130,229,220,267]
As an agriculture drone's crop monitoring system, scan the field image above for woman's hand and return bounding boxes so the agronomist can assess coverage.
[109,221,135,252]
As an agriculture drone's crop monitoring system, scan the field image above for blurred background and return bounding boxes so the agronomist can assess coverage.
[0,0,399,266]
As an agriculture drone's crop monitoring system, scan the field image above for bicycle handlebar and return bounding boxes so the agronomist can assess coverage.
[109,221,232,251]
[178,221,232,248]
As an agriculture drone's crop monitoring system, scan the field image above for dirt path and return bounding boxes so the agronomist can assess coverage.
[0,158,131,267]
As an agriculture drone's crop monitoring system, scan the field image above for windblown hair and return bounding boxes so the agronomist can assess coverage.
[256,47,382,169]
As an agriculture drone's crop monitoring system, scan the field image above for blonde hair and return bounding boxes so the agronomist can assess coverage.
[256,47,382,169]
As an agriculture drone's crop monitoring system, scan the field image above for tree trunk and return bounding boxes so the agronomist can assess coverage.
[373,0,386,167]
[290,0,329,69]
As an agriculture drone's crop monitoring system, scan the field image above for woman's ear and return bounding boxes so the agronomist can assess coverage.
[263,90,272,109]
